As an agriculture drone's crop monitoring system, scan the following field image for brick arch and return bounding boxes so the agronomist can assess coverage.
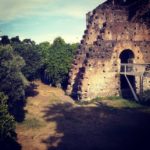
[119,49,134,63]
[119,49,136,99]
[112,42,145,64]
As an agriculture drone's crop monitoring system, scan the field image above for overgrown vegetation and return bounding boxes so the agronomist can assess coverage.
[0,35,78,147]
[0,92,18,149]
[76,96,141,108]
[39,37,78,88]
[1,34,150,149]
[0,93,15,140]
[12,39,43,81]
[0,45,27,120]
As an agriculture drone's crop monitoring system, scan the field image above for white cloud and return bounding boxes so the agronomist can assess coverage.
[37,34,81,44]
[0,0,52,21]
[0,0,106,43]
[39,0,107,18]
[47,5,91,18]
[0,0,106,21]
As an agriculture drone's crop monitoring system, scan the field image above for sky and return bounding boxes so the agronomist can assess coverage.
[0,0,106,44]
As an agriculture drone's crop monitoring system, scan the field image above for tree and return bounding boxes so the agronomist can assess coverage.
[12,40,43,81]
[38,41,51,64]
[0,36,10,45]
[38,42,51,82]
[10,36,21,43]
[43,37,78,88]
[0,92,21,150]
[0,45,27,121]
[0,92,15,140]
[23,39,35,45]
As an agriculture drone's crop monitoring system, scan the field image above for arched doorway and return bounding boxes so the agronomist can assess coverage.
[119,49,136,99]
[120,49,134,63]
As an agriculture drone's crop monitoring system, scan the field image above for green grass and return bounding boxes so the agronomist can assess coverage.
[18,118,45,129]
[76,97,103,105]
[75,100,90,105]
[106,99,141,108]
[91,96,123,101]
[76,96,142,109]
[106,96,122,100]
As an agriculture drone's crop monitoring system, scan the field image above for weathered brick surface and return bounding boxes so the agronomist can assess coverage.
[67,0,150,101]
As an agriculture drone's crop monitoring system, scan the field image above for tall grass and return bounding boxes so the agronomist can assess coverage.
[19,118,45,129]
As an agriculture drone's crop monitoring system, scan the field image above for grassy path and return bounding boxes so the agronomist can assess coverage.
[16,81,150,150]
[16,81,74,150]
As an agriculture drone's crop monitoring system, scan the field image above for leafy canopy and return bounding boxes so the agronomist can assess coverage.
[12,39,43,81]
[0,45,27,121]
[0,92,15,140]
[40,37,78,87]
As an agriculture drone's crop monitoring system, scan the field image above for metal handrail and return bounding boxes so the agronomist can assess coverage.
[120,63,150,75]
[120,63,150,101]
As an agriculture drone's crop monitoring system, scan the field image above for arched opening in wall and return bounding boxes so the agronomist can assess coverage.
[120,49,134,63]
[119,49,136,99]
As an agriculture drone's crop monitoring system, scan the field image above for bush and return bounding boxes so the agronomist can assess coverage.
[13,41,43,81]
[0,45,27,121]
[40,37,78,88]
[0,92,15,140]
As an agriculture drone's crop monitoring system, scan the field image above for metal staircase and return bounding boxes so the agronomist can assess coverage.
[119,63,150,101]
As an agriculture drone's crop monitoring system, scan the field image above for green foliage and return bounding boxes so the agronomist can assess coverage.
[0,45,26,99]
[38,42,51,64]
[0,45,27,121]
[91,96,122,101]
[12,40,43,80]
[0,35,10,45]
[76,96,141,108]
[0,92,15,140]
[91,97,102,101]
[117,99,139,108]
[40,37,78,87]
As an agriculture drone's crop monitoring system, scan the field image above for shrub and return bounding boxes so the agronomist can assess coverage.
[0,92,15,140]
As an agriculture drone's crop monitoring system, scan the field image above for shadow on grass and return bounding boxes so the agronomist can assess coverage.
[11,82,39,122]
[25,82,39,97]
[0,134,22,150]
[42,102,150,150]
[1,82,39,149]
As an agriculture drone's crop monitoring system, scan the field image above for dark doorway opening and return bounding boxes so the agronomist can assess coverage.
[120,49,134,63]
[119,49,136,99]
[120,75,136,99]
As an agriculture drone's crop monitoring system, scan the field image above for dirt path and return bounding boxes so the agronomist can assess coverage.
[16,81,150,150]
[17,81,74,150]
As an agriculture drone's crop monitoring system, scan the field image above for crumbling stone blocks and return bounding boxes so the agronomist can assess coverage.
[67,0,150,101]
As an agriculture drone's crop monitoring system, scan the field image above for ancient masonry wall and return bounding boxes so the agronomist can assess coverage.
[67,0,150,100]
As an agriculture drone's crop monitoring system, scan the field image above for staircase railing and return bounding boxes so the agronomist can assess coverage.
[119,63,150,101]
[120,63,150,76]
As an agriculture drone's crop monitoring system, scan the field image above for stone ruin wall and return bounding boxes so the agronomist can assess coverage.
[67,0,150,101]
